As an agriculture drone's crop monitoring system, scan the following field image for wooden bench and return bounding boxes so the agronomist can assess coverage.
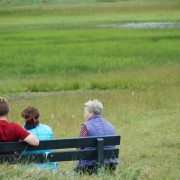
[0,135,120,171]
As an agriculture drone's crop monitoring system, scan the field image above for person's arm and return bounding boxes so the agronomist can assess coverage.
[80,125,88,137]
[78,125,88,150]
[13,122,39,146]
[23,133,39,146]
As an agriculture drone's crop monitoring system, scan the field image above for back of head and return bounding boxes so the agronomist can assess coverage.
[21,106,40,130]
[0,97,9,117]
[84,99,103,115]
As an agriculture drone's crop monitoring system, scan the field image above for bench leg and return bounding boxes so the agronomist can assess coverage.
[95,138,104,174]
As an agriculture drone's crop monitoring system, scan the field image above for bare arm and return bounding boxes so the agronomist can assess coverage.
[24,134,39,146]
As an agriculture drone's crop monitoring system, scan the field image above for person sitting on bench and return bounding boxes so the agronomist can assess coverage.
[0,97,39,155]
[74,99,118,175]
[21,106,58,170]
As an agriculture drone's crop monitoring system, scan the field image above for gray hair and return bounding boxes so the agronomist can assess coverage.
[84,99,103,115]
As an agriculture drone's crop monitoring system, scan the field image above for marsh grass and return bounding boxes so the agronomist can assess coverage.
[0,27,179,94]
[0,0,179,96]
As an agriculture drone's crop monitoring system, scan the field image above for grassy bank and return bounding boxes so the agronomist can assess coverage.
[1,84,180,179]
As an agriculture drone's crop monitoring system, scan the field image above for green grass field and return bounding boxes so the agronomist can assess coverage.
[0,0,180,94]
[1,87,180,179]
[0,0,180,179]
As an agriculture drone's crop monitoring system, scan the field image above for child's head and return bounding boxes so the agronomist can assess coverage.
[0,97,9,117]
[21,106,39,130]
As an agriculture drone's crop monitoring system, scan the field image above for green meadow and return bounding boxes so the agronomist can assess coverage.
[0,0,180,179]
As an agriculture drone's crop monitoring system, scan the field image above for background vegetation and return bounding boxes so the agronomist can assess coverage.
[0,0,179,179]
[0,0,180,94]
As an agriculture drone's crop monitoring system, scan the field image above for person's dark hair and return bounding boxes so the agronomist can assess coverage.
[21,106,40,130]
[0,97,9,116]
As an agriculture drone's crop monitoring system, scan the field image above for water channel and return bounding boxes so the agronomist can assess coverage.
[97,22,180,28]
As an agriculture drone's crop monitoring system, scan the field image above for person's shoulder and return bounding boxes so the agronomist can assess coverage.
[11,121,22,127]
[40,123,52,131]
[0,121,20,127]
[82,120,88,126]
[102,117,114,126]
[11,122,29,133]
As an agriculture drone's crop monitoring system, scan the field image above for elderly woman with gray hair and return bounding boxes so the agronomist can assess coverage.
[74,99,118,175]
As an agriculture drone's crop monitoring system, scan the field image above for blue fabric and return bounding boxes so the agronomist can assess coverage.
[84,115,115,136]
[75,115,118,168]
[22,123,58,170]
[25,123,52,139]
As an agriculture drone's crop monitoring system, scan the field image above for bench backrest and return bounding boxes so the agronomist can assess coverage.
[0,135,121,166]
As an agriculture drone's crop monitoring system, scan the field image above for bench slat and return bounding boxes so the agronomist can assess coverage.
[0,148,119,163]
[0,135,120,152]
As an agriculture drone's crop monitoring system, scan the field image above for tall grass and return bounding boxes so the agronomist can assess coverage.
[1,84,179,179]
[0,0,179,95]
[0,27,179,94]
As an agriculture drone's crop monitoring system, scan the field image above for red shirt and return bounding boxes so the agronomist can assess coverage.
[80,124,88,137]
[0,120,30,155]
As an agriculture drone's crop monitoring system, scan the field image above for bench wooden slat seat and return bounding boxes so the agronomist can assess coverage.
[0,135,121,168]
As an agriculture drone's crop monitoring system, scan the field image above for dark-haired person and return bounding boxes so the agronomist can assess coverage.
[74,99,118,175]
[21,106,57,170]
[0,97,39,155]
